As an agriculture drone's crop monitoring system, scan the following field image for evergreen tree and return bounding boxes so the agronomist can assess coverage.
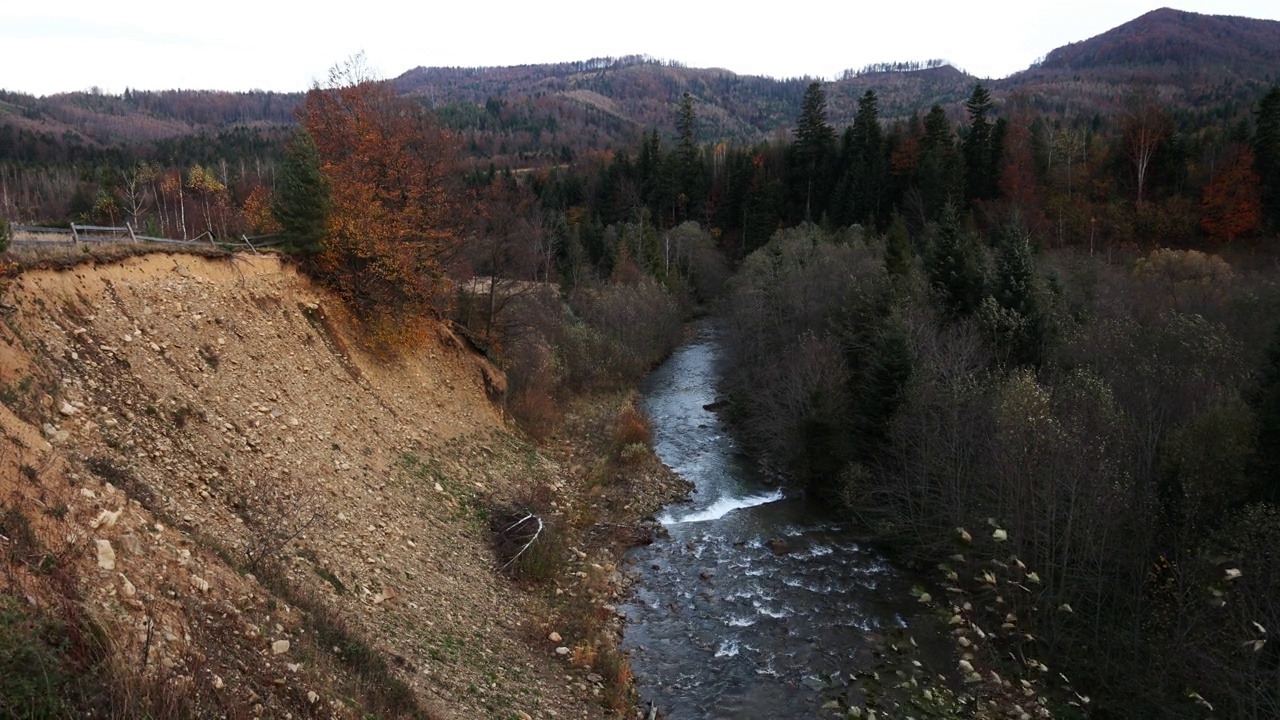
[853,315,913,451]
[835,90,887,229]
[989,223,1045,366]
[637,129,669,220]
[962,84,1000,202]
[272,130,329,253]
[913,105,962,222]
[672,92,706,223]
[1256,86,1280,229]
[791,81,837,223]
[883,211,912,278]
[925,202,986,319]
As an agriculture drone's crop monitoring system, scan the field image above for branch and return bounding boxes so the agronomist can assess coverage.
[501,516,544,569]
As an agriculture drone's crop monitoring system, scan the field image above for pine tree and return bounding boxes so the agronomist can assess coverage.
[272,130,329,253]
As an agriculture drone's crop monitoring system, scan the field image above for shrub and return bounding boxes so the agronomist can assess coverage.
[611,404,652,450]
[509,386,560,442]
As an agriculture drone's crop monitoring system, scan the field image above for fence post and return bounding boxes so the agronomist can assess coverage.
[127,222,137,242]
[70,223,79,244]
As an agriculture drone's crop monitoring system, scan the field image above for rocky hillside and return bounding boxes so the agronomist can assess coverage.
[0,252,684,718]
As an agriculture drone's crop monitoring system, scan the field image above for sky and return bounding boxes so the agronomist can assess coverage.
[3,1,1279,97]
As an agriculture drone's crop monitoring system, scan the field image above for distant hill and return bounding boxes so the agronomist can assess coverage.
[1035,7,1280,77]
[1000,8,1280,119]
[2,7,1279,169]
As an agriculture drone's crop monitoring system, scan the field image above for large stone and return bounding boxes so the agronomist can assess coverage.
[95,539,116,570]
[59,402,78,416]
[271,639,290,655]
[548,631,562,643]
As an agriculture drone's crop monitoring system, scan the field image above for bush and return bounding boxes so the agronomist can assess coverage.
[611,404,652,450]
[509,386,560,442]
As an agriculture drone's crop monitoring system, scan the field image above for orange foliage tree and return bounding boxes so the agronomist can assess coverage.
[300,60,461,333]
[1200,147,1262,243]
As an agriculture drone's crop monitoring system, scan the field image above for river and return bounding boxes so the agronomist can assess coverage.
[621,323,921,719]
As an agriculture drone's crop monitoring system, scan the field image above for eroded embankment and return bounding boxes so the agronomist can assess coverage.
[0,253,683,719]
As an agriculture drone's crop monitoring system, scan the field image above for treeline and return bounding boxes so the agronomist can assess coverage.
[527,81,1280,271]
[841,59,951,78]
[0,125,288,237]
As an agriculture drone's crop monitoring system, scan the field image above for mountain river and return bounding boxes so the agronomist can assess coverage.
[621,323,922,719]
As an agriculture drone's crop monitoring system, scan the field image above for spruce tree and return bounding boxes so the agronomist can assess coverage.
[925,202,986,319]
[962,84,1000,202]
[835,90,887,229]
[673,92,705,223]
[792,82,837,223]
[272,130,330,254]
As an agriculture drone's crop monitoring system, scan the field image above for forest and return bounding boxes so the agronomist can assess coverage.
[3,23,1280,713]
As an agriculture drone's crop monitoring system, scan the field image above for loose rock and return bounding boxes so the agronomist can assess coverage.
[95,539,116,570]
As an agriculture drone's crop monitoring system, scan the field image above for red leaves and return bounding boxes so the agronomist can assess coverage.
[300,79,461,328]
[1200,146,1262,243]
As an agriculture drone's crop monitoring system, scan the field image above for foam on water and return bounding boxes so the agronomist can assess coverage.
[715,638,741,658]
[659,488,785,524]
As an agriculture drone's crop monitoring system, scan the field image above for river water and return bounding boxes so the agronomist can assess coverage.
[621,324,920,719]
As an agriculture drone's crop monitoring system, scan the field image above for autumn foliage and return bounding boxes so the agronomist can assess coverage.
[1200,146,1262,243]
[299,71,460,338]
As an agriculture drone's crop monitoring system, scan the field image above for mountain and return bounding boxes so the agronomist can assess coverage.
[1035,7,1280,79]
[1000,8,1280,118]
[2,8,1279,169]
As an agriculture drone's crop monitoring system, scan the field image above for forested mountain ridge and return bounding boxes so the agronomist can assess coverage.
[1004,7,1280,121]
[3,7,1278,158]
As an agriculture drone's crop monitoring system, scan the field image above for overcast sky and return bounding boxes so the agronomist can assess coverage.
[3,1,1278,97]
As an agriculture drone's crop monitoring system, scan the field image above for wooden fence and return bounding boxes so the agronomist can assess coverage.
[10,223,282,254]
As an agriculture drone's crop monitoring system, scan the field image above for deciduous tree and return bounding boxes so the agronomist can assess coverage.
[1200,146,1261,243]
[300,59,461,332]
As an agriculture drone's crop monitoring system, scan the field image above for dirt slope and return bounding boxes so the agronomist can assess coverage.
[0,252,676,719]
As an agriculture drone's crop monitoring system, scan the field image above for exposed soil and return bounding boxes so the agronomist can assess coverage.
[0,252,688,719]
